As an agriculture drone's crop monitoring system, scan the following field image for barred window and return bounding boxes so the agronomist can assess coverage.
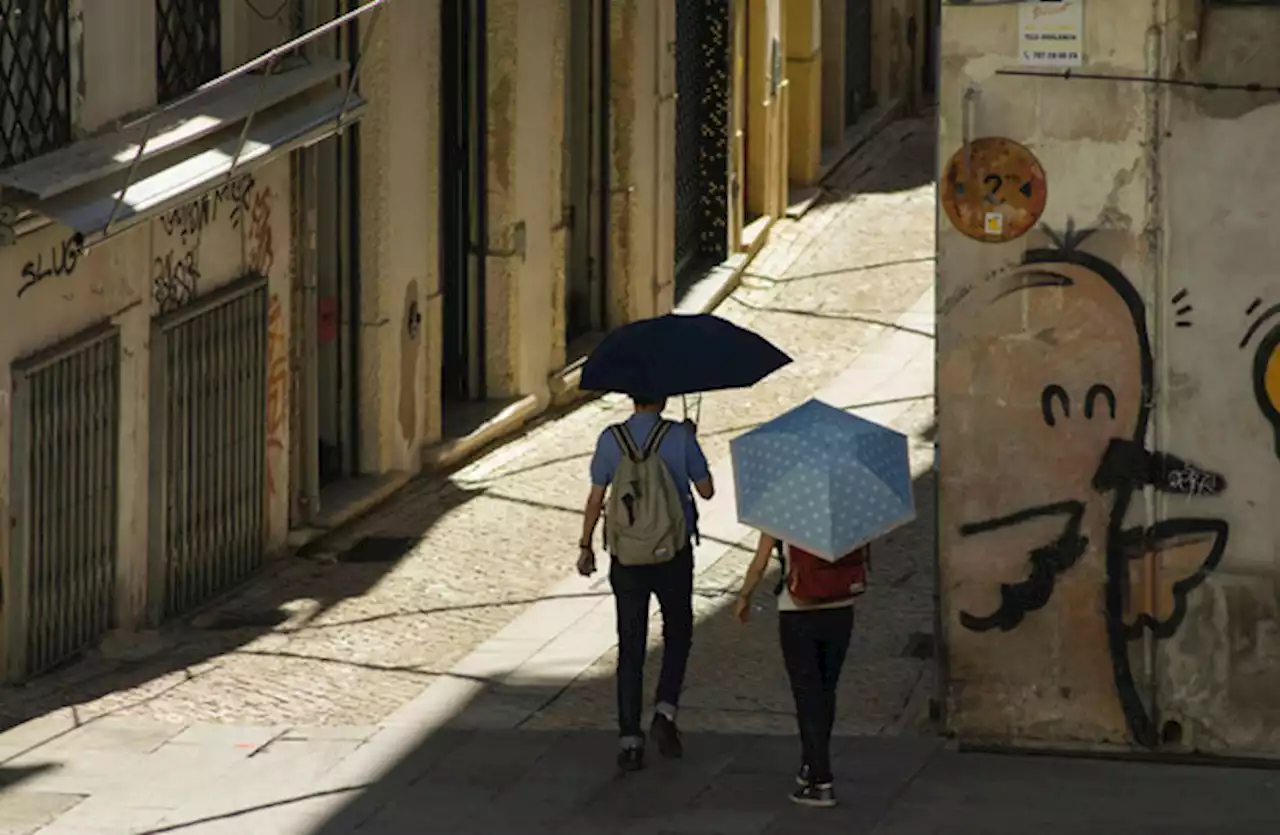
[156,0,222,103]
[0,0,72,169]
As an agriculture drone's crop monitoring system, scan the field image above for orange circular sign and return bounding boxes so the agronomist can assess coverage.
[941,137,1047,243]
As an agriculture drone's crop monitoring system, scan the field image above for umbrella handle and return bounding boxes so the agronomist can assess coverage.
[680,394,703,424]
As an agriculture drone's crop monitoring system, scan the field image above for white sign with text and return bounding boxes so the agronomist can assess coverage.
[1019,0,1084,68]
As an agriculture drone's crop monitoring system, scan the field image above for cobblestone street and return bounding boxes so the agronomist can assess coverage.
[0,115,936,736]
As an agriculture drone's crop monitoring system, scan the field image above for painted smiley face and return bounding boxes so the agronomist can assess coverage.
[940,258,1147,520]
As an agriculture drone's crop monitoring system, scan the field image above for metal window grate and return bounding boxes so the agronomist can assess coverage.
[0,0,72,169]
[156,0,222,103]
[150,278,267,620]
[674,0,729,282]
[10,326,120,680]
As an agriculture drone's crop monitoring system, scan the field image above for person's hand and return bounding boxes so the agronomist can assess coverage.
[576,546,597,577]
[733,594,751,624]
[683,417,698,435]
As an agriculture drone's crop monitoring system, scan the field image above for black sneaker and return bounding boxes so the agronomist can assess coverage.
[790,782,836,808]
[650,713,683,759]
[796,764,812,786]
[617,746,645,772]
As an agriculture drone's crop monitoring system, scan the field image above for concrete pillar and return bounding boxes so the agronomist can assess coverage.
[786,0,823,187]
[606,0,672,326]
[356,0,438,472]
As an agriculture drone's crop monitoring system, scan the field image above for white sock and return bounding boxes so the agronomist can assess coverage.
[655,702,677,722]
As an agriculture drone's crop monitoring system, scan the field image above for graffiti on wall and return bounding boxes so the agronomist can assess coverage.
[152,249,201,311]
[266,293,287,497]
[158,175,255,244]
[1241,296,1280,458]
[153,174,256,313]
[18,233,85,298]
[248,187,275,278]
[947,224,1230,748]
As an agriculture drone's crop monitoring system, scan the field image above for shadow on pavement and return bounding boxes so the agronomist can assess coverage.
[280,471,942,834]
[0,480,487,748]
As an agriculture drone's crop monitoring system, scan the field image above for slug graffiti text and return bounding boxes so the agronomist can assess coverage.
[17,233,85,298]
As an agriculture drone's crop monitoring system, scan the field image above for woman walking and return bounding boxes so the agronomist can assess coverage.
[733,531,866,808]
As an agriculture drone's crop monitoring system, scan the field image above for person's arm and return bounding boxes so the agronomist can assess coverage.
[733,532,777,622]
[580,484,607,551]
[579,434,616,575]
[685,426,715,500]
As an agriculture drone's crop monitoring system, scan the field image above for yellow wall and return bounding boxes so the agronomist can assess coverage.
[786,0,823,186]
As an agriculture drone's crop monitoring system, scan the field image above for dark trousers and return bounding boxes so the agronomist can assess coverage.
[610,546,695,739]
[779,606,854,784]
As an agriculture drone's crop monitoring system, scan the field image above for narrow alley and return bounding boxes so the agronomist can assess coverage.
[0,114,938,834]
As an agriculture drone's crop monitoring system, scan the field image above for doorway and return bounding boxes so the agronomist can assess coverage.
[441,0,487,403]
[311,129,360,487]
[674,0,731,292]
[564,0,609,349]
[845,0,874,126]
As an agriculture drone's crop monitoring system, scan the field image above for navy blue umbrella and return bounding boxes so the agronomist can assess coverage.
[580,313,792,398]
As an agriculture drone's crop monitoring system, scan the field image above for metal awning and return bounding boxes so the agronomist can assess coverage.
[17,89,367,245]
[0,57,346,201]
[0,0,389,247]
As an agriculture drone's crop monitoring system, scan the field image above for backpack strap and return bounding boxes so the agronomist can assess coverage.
[640,419,673,459]
[609,424,642,462]
[772,540,787,597]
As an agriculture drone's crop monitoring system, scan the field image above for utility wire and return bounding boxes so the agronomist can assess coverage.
[996,67,1280,94]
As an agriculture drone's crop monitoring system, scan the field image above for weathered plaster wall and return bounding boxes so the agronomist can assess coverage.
[937,1,1157,747]
[1154,6,1280,756]
[939,0,1280,757]
[607,0,673,326]
[356,0,437,467]
[745,0,786,221]
[0,159,292,665]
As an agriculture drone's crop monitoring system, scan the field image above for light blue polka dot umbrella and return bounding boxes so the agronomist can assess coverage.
[730,399,915,561]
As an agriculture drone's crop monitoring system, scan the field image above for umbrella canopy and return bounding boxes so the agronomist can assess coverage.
[580,313,791,399]
[730,399,915,561]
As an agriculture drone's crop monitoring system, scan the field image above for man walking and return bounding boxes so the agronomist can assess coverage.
[577,394,714,771]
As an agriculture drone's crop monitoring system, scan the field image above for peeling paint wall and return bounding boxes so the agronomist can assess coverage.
[1156,5,1280,757]
[939,0,1280,756]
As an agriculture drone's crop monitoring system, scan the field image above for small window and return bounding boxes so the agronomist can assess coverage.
[156,0,222,103]
[0,0,73,169]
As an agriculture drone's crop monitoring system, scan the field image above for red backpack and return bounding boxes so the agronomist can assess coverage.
[775,541,869,606]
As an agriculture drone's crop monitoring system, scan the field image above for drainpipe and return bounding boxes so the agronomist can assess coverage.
[1141,0,1169,722]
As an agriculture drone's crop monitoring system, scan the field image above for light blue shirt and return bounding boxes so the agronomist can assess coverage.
[590,412,710,535]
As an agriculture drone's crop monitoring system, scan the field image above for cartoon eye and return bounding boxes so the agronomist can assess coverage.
[1041,384,1070,427]
[1085,384,1117,420]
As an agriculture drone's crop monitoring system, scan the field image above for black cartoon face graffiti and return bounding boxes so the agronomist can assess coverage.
[941,225,1229,748]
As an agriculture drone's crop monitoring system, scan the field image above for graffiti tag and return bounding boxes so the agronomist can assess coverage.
[1166,466,1221,497]
[265,293,287,497]
[158,174,255,245]
[17,233,84,298]
[152,249,201,313]
[248,187,275,277]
